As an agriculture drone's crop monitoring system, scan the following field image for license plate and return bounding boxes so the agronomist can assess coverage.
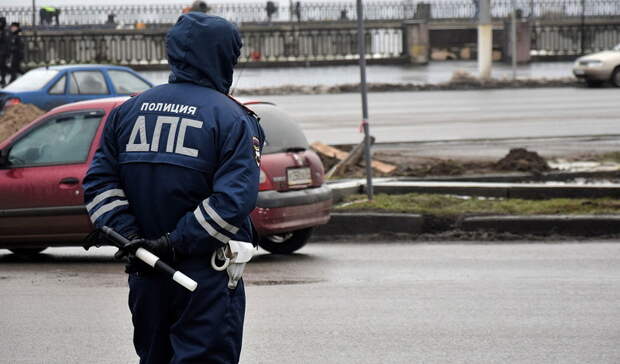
[287,167,311,186]
[574,69,585,75]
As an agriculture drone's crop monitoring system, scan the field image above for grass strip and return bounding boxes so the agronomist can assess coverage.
[337,193,620,216]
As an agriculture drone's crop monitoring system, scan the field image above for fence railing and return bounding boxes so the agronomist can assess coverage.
[22,25,404,67]
[4,0,620,27]
[531,23,620,56]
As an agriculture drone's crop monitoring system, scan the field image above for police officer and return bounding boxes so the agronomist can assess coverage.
[83,13,264,364]
[7,22,22,83]
[0,17,8,87]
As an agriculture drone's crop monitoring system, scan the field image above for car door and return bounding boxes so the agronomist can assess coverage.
[0,109,105,244]
[42,72,69,110]
[66,70,111,104]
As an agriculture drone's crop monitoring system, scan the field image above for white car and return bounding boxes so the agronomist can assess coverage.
[573,44,620,87]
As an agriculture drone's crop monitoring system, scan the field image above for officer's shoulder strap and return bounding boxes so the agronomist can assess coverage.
[226,95,260,121]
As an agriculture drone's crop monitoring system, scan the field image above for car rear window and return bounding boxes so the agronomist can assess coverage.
[248,104,309,155]
[4,69,59,92]
[108,70,151,94]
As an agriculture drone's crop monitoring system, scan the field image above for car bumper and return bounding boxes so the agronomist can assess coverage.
[573,66,611,81]
[252,185,332,235]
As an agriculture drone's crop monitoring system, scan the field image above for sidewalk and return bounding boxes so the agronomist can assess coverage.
[141,61,576,88]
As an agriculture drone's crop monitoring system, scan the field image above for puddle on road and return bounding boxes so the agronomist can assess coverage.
[245,278,325,286]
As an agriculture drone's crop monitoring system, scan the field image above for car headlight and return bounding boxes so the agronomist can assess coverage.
[581,60,604,67]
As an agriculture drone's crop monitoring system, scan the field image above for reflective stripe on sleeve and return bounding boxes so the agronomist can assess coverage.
[89,200,129,224]
[202,198,239,235]
[193,208,230,244]
[86,189,126,212]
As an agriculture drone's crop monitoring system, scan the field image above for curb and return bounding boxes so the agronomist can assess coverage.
[461,215,620,235]
[314,213,424,236]
[315,212,620,237]
[369,182,620,200]
[327,178,620,202]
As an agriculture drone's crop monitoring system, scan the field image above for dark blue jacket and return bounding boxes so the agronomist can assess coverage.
[83,14,264,258]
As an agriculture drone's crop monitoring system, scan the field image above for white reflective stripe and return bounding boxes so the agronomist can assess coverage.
[86,189,126,212]
[203,198,239,235]
[172,271,198,292]
[135,247,159,268]
[193,208,230,244]
[89,200,129,224]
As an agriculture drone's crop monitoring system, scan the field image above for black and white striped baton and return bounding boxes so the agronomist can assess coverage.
[85,226,198,292]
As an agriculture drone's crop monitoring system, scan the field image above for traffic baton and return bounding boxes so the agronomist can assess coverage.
[85,226,198,292]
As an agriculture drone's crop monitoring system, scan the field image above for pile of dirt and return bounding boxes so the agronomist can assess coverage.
[234,76,579,96]
[0,104,45,143]
[396,159,497,177]
[495,148,551,173]
[449,69,480,84]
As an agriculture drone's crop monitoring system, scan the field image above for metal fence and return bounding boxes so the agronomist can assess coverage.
[22,25,403,67]
[4,0,620,26]
[531,23,620,56]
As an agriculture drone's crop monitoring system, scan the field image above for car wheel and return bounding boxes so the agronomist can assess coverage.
[258,228,314,254]
[585,79,603,87]
[611,67,620,87]
[9,247,46,256]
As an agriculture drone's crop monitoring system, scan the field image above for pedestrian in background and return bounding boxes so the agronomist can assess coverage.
[295,1,301,22]
[266,1,277,23]
[8,22,23,83]
[40,6,61,26]
[0,17,8,87]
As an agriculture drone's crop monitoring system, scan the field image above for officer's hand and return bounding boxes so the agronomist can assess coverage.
[114,237,142,260]
[140,235,174,263]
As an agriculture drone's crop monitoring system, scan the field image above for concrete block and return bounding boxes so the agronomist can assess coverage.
[461,215,620,235]
[315,212,424,236]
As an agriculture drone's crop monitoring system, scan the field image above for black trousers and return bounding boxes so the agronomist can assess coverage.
[128,264,245,364]
[9,56,22,83]
[0,54,7,85]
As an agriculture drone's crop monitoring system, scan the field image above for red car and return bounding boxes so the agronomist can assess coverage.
[0,97,331,255]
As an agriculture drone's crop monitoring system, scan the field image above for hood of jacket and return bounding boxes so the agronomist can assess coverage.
[166,13,242,94]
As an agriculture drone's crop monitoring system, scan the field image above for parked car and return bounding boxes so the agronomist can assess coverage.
[0,65,153,111]
[573,43,620,87]
[0,97,331,255]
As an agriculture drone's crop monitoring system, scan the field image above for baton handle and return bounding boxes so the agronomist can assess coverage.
[101,226,198,292]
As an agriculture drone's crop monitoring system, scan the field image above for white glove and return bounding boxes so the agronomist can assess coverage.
[226,240,256,289]
[211,240,256,289]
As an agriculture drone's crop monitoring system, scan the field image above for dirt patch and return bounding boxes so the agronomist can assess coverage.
[311,230,620,242]
[235,73,580,96]
[315,146,554,179]
[495,148,551,173]
[0,104,45,143]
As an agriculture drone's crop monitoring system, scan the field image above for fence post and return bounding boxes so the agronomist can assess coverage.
[504,16,531,64]
[402,20,429,64]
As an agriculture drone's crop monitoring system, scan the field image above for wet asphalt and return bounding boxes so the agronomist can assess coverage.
[1,241,619,364]
[262,87,620,145]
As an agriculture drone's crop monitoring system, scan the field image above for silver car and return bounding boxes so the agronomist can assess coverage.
[573,44,620,87]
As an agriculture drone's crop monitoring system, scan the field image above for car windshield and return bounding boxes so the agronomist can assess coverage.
[247,103,309,155]
[4,69,60,92]
[614,44,620,51]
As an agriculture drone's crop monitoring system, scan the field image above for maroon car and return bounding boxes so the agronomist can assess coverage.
[0,97,331,255]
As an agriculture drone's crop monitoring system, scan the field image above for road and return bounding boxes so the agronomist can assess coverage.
[263,88,620,145]
[1,242,619,363]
